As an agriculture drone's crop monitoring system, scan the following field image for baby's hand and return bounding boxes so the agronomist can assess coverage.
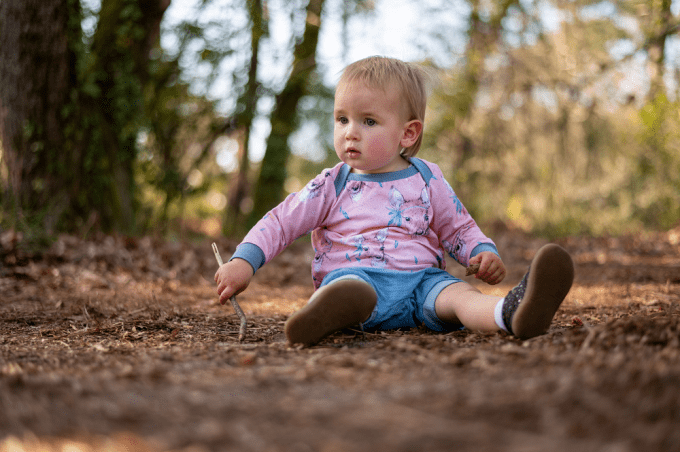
[468,251,506,285]
[214,258,254,305]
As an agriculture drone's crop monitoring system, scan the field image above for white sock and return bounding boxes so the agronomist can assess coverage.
[494,298,509,332]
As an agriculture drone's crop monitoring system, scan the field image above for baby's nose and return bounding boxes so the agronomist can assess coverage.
[346,122,360,139]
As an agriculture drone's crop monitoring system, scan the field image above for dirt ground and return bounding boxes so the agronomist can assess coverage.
[1,226,680,452]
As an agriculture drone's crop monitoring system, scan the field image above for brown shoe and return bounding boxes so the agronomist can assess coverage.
[285,278,377,346]
[503,244,574,339]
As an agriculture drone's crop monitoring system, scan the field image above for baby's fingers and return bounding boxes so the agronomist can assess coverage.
[218,284,236,305]
[474,260,494,280]
[486,268,505,285]
[473,260,502,284]
[483,262,506,284]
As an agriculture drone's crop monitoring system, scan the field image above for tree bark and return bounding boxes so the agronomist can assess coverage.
[0,0,169,234]
[0,0,77,230]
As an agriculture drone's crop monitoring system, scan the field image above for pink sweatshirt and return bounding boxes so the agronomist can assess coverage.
[233,158,498,288]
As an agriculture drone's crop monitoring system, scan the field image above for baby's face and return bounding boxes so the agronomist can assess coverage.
[333,81,413,174]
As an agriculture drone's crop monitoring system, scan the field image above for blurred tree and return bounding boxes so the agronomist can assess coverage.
[424,0,519,218]
[223,0,268,236]
[85,0,170,233]
[247,0,326,228]
[163,0,374,237]
[134,0,255,237]
[0,0,171,236]
[633,0,678,99]
[624,0,680,229]
[0,0,79,235]
[423,0,680,236]
[139,55,237,235]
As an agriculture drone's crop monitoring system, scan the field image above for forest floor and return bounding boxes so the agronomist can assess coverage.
[1,225,680,452]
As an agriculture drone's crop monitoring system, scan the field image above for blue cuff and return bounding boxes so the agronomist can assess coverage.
[229,243,266,273]
[470,243,500,259]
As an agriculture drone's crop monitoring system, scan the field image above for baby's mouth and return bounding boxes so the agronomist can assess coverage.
[347,148,361,158]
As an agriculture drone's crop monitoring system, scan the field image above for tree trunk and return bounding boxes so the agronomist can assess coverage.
[0,0,78,231]
[646,0,673,100]
[223,0,266,236]
[88,0,170,233]
[451,0,518,206]
[0,0,169,235]
[247,0,325,228]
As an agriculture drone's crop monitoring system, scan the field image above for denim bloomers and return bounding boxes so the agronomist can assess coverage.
[320,267,464,332]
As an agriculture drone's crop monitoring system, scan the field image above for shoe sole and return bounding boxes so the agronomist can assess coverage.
[511,244,574,339]
[284,279,377,346]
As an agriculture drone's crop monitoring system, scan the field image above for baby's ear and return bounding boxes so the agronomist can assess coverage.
[400,120,423,148]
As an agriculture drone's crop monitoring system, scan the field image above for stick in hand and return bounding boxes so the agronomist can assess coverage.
[212,243,247,341]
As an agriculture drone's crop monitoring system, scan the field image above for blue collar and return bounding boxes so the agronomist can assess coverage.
[334,157,434,197]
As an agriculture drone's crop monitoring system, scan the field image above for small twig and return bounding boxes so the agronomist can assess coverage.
[212,243,247,341]
[82,306,91,328]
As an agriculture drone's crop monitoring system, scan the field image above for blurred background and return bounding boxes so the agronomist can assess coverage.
[1,0,679,243]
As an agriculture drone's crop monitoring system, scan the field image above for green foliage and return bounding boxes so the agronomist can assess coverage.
[135,54,230,236]
[422,1,680,238]
[630,93,680,230]
[424,94,680,237]
[56,0,225,238]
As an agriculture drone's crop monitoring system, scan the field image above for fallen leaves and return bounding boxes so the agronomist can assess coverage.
[1,231,679,451]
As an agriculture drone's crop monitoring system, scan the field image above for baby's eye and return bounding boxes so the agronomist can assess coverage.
[404,217,411,222]
[337,116,348,124]
[365,118,376,126]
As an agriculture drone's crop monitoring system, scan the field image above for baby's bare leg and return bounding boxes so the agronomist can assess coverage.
[437,244,574,338]
[434,282,502,332]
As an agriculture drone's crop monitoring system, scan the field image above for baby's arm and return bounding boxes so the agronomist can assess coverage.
[214,169,338,302]
[214,258,255,305]
[468,251,506,285]
[422,161,502,282]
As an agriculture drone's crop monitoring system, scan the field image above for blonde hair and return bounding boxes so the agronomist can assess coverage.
[338,56,428,157]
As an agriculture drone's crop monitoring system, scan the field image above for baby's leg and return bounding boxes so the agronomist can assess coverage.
[285,278,377,346]
[434,282,501,332]
[435,244,574,338]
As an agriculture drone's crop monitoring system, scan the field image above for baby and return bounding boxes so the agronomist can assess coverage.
[215,56,574,346]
